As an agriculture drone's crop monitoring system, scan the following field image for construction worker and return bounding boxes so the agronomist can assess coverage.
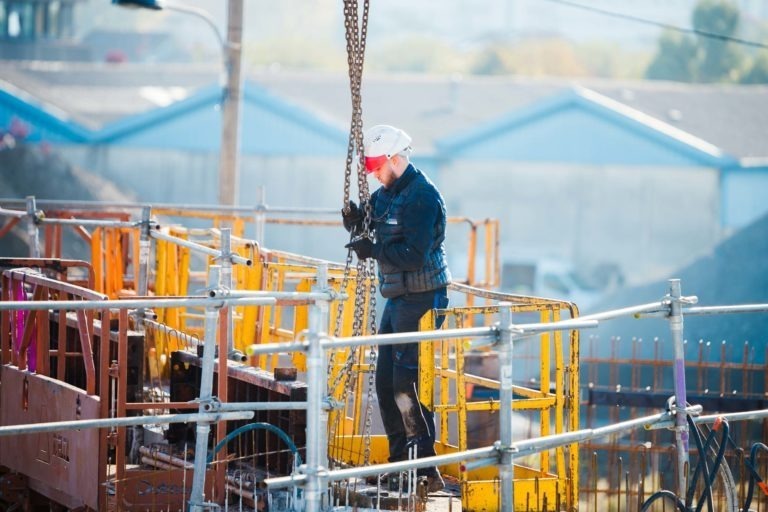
[342,124,451,493]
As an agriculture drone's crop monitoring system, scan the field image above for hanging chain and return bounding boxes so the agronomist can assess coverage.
[328,0,378,469]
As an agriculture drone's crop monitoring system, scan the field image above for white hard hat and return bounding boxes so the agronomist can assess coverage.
[363,125,412,172]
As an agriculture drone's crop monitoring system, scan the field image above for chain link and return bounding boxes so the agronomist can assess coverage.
[328,0,378,470]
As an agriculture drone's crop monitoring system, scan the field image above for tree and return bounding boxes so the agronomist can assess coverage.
[645,0,746,83]
[645,30,699,81]
[741,52,768,83]
[693,0,744,82]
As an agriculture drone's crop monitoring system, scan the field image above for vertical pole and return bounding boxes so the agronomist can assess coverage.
[25,196,40,258]
[137,207,151,298]
[220,228,236,357]
[218,0,244,207]
[189,266,222,512]
[136,206,151,331]
[305,264,330,512]
[498,302,514,512]
[668,278,689,497]
[254,186,266,246]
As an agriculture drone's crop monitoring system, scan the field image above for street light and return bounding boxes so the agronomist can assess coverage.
[112,0,243,207]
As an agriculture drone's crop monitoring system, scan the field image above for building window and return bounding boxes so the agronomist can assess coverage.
[6,2,34,39]
[0,3,6,38]
[47,1,61,38]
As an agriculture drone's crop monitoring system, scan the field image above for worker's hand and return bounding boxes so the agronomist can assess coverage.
[341,200,365,233]
[345,236,374,260]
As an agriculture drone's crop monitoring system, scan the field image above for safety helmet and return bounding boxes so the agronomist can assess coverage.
[363,125,412,173]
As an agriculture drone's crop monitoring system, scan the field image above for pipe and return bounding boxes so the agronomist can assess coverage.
[304,287,328,512]
[0,198,338,216]
[498,303,514,512]
[668,279,689,497]
[246,326,494,356]
[189,266,221,511]
[25,196,40,258]
[207,422,301,466]
[0,411,252,437]
[150,228,252,267]
[139,446,194,469]
[683,303,768,315]
[203,401,308,412]
[0,296,277,311]
[266,446,500,489]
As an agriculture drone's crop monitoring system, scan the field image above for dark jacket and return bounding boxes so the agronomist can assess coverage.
[371,164,451,298]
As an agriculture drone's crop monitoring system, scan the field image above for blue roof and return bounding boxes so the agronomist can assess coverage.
[0,86,90,143]
[94,81,348,156]
[436,87,738,168]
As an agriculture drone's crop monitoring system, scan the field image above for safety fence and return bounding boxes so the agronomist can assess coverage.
[2,199,768,510]
[3,261,768,511]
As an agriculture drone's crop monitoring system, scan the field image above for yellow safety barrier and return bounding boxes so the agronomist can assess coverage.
[420,290,579,511]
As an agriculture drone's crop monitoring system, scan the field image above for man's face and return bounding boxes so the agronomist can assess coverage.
[369,157,397,188]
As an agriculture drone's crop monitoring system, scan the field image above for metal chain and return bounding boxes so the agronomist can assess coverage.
[328,0,377,469]
[362,257,378,466]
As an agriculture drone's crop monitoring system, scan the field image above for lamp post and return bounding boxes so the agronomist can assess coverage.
[113,0,243,207]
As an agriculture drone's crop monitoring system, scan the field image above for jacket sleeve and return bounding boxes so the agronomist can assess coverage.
[373,187,440,271]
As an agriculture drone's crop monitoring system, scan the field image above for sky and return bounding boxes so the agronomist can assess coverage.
[86,0,767,60]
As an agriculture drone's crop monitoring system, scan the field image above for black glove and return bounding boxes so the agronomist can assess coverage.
[341,200,365,233]
[345,236,374,260]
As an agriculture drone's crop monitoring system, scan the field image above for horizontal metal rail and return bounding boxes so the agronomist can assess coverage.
[247,317,598,356]
[38,217,141,229]
[265,446,501,488]
[0,206,26,218]
[0,198,339,216]
[0,411,253,437]
[265,406,703,489]
[684,303,768,315]
[150,228,253,266]
[648,407,768,430]
[202,401,309,412]
[0,296,278,311]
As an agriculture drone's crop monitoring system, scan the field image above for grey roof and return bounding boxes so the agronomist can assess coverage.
[256,72,768,159]
[2,60,767,159]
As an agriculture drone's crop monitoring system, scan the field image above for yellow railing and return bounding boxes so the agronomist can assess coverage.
[425,289,579,511]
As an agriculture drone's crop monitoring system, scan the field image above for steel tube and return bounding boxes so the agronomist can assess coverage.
[304,275,329,512]
[139,446,195,469]
[247,317,593,357]
[266,446,500,488]
[263,248,347,269]
[0,198,339,215]
[315,265,330,492]
[331,326,496,349]
[513,318,598,333]
[512,412,672,456]
[254,186,266,245]
[683,304,768,315]
[0,296,277,311]
[38,217,140,228]
[668,279,689,497]
[221,229,235,355]
[189,267,222,511]
[26,196,40,258]
[577,301,668,322]
[0,411,252,437]
[649,407,768,430]
[150,229,252,267]
[209,290,337,302]
[498,304,514,512]
[0,206,25,218]
[204,401,308,412]
[246,326,495,356]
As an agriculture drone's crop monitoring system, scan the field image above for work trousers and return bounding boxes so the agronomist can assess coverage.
[375,287,448,471]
